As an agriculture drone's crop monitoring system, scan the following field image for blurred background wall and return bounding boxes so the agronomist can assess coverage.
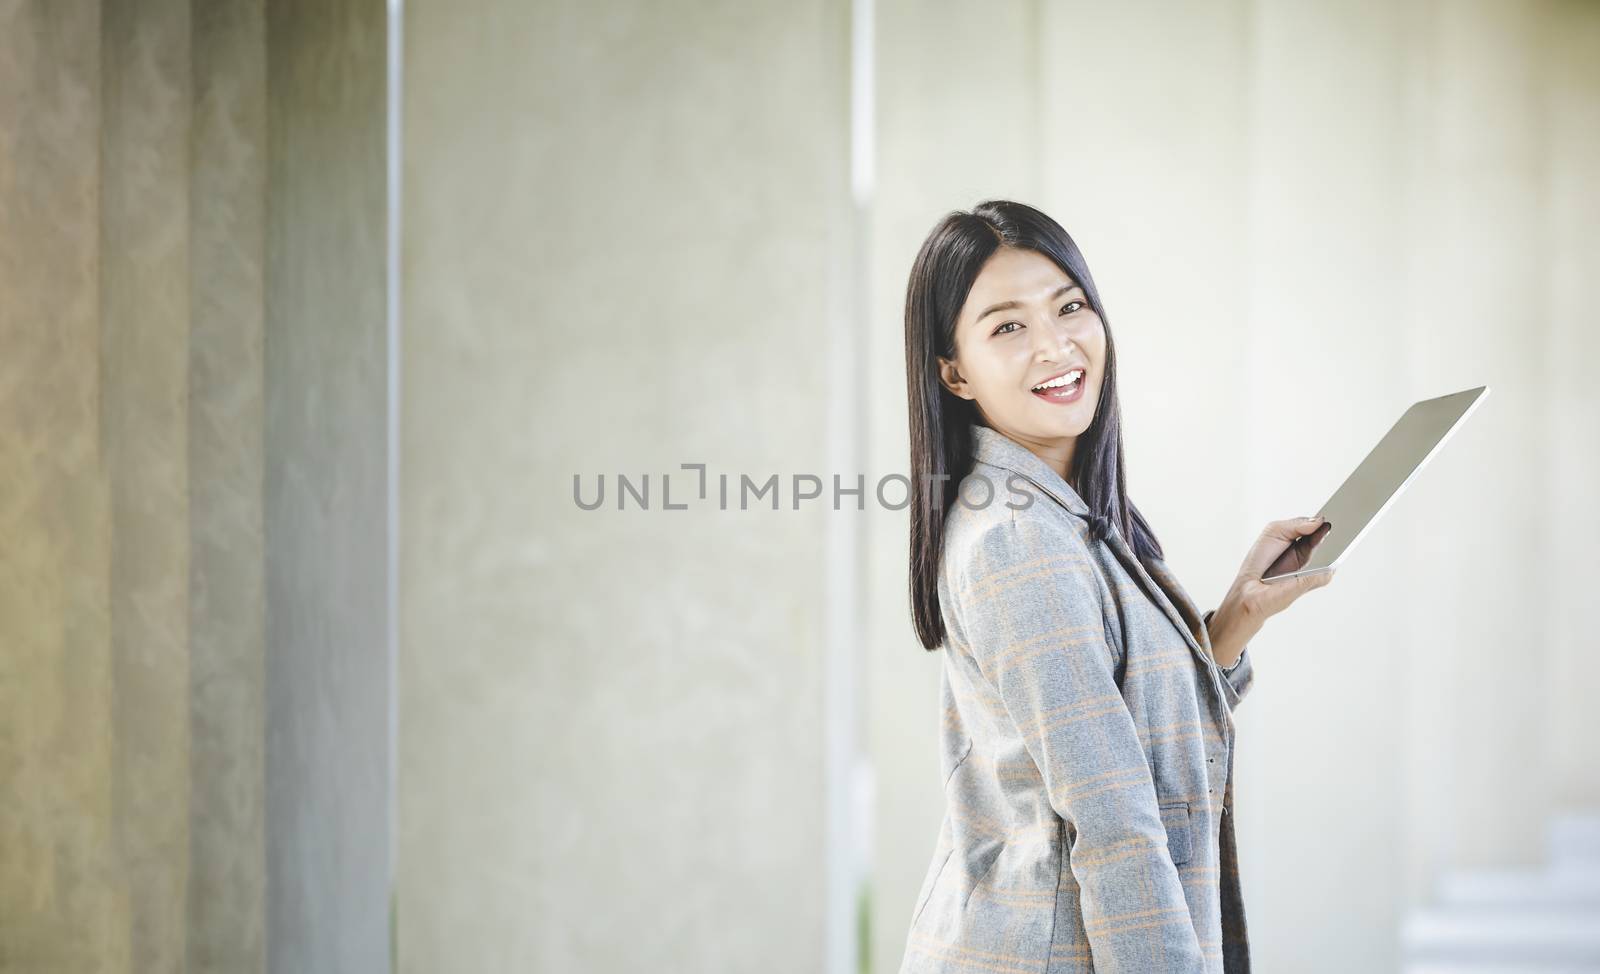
[2,1,1598,973]
[264,0,392,971]
[867,1,1600,972]
[1,1,271,970]
[394,1,849,970]
[1,0,392,971]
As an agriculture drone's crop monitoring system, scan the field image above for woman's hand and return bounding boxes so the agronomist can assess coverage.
[1207,515,1336,667]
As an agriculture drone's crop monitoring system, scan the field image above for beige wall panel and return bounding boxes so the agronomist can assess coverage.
[263,0,393,971]
[189,0,268,970]
[1396,0,1554,914]
[1234,2,1413,971]
[1540,0,1600,812]
[399,1,849,970]
[101,0,195,964]
[0,2,125,970]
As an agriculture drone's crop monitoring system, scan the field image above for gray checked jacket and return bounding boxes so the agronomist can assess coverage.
[899,423,1255,974]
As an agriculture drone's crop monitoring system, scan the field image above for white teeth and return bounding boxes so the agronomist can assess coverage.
[1033,369,1084,392]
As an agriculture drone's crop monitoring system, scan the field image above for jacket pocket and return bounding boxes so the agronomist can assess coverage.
[1159,800,1192,866]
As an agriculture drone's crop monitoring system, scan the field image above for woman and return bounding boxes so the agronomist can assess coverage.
[899,200,1333,974]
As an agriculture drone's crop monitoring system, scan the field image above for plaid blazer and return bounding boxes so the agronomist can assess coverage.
[899,423,1255,974]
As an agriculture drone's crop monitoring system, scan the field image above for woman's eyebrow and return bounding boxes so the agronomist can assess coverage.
[975,283,1080,323]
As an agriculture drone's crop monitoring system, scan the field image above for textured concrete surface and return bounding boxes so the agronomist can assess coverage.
[0,2,268,971]
[0,2,123,970]
[101,0,194,967]
[189,0,268,971]
[396,0,847,970]
[263,0,392,972]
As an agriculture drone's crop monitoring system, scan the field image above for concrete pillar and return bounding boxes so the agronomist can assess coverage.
[1397,0,1554,912]
[1235,2,1414,970]
[263,0,392,971]
[0,2,269,970]
[1541,0,1600,813]
[396,1,851,969]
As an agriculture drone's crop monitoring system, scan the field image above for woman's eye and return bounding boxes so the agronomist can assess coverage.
[994,301,1082,334]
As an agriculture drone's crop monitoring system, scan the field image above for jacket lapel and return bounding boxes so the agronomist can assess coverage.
[967,424,1218,673]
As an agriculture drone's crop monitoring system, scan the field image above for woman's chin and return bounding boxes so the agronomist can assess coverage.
[1026,401,1093,436]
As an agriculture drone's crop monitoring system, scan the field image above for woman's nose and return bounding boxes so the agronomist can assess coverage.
[1032,317,1075,360]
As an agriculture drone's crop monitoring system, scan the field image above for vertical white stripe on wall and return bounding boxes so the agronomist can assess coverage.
[852,0,876,207]
[829,1,875,971]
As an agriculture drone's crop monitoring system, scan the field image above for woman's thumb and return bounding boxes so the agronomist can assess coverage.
[1299,567,1335,593]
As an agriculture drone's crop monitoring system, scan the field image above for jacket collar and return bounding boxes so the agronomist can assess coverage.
[969,423,1090,518]
[967,423,1230,711]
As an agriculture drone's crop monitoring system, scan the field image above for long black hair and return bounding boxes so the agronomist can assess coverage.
[905,199,1165,651]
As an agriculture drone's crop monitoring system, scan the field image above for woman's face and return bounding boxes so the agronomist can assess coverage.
[938,246,1107,476]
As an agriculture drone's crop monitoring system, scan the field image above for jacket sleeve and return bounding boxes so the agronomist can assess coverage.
[1202,608,1255,711]
[956,514,1208,974]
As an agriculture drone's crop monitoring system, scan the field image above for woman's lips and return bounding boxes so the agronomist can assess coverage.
[1031,371,1085,404]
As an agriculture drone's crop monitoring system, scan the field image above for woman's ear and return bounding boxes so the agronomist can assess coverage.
[937,356,975,401]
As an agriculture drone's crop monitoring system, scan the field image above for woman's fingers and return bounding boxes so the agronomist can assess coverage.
[1269,515,1325,541]
[1240,515,1326,579]
[1232,518,1336,626]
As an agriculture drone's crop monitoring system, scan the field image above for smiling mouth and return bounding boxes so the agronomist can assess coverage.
[1031,368,1085,402]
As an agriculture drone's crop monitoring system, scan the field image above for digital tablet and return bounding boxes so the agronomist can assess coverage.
[1262,385,1490,582]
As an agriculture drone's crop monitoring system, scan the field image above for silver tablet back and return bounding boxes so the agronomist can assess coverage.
[1263,385,1490,581]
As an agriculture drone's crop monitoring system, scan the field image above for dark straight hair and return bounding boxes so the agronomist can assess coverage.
[905,199,1165,651]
